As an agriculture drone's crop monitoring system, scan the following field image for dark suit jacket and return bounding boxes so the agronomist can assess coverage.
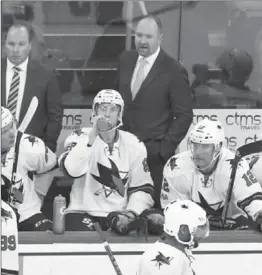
[116,49,193,162]
[1,58,63,152]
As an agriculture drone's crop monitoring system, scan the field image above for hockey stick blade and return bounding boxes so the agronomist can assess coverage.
[236,140,262,159]
[93,222,123,275]
[222,140,262,227]
[18,96,38,132]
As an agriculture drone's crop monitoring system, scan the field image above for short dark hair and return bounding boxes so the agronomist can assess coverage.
[4,21,34,42]
[138,15,163,33]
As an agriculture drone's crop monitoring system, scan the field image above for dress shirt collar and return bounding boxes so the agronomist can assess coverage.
[7,57,29,72]
[137,46,160,66]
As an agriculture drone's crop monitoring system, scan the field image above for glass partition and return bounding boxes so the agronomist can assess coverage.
[180,1,262,109]
[1,1,181,105]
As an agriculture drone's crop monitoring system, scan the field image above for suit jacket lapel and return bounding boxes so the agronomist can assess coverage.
[1,59,7,106]
[19,60,36,122]
[124,51,138,104]
[138,49,165,92]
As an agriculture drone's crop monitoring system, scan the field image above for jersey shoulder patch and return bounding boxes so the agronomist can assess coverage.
[21,134,44,155]
[64,127,91,147]
[165,151,193,173]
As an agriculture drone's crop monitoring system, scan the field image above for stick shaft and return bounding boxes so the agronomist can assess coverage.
[93,222,123,275]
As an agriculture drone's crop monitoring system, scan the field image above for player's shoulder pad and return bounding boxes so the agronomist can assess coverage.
[119,130,147,153]
[164,151,192,175]
[64,127,91,147]
[223,147,250,172]
[21,133,45,153]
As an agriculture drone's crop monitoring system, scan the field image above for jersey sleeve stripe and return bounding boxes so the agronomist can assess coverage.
[249,156,260,169]
[127,183,155,198]
[237,192,262,210]
[1,268,19,275]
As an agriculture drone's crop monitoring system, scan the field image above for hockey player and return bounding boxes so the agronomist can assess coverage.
[161,119,262,231]
[136,199,209,275]
[1,200,19,275]
[1,106,57,231]
[58,89,155,234]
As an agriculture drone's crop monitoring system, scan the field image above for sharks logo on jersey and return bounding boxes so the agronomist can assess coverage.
[92,159,128,198]
[151,251,173,269]
[24,136,39,147]
[168,157,178,171]
[1,207,13,223]
[73,129,85,136]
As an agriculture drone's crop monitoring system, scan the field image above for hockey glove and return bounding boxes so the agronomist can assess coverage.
[138,208,164,236]
[208,215,250,230]
[107,210,137,235]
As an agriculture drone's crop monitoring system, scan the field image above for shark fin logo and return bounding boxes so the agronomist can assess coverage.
[151,251,173,269]
[25,136,39,147]
[92,159,128,197]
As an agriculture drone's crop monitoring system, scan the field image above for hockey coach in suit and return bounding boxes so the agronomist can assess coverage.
[1,21,62,153]
[115,15,193,208]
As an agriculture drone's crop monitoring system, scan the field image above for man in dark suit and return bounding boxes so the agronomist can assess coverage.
[1,21,62,153]
[116,15,193,208]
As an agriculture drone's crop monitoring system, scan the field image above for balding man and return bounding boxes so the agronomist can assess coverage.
[116,15,193,208]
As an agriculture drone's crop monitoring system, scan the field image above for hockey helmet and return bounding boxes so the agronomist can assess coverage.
[190,119,225,146]
[216,48,253,83]
[91,89,124,126]
[163,199,209,247]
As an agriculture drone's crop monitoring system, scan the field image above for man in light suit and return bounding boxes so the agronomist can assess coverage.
[1,21,62,153]
[116,15,193,208]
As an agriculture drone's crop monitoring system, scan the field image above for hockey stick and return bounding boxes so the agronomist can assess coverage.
[9,96,39,202]
[222,140,262,228]
[93,222,124,275]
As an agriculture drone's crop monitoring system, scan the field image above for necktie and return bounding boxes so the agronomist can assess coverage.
[7,66,21,117]
[131,58,147,99]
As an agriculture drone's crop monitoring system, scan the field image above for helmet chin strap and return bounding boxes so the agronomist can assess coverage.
[195,150,221,173]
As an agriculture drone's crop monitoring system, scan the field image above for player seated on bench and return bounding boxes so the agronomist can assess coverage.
[1,106,57,231]
[160,118,262,232]
[58,89,163,235]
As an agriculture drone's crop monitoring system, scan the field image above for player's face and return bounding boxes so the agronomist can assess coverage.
[135,18,162,57]
[190,142,216,169]
[97,103,121,126]
[5,26,32,66]
[1,121,17,152]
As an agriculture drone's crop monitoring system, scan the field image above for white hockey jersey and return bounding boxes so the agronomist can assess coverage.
[136,241,195,275]
[58,128,154,216]
[161,148,262,221]
[1,134,57,222]
[1,201,19,275]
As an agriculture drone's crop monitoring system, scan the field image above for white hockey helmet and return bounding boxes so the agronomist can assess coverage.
[190,119,225,145]
[163,200,209,247]
[1,106,14,129]
[91,89,124,125]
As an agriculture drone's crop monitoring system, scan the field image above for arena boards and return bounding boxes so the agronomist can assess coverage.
[18,231,262,275]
